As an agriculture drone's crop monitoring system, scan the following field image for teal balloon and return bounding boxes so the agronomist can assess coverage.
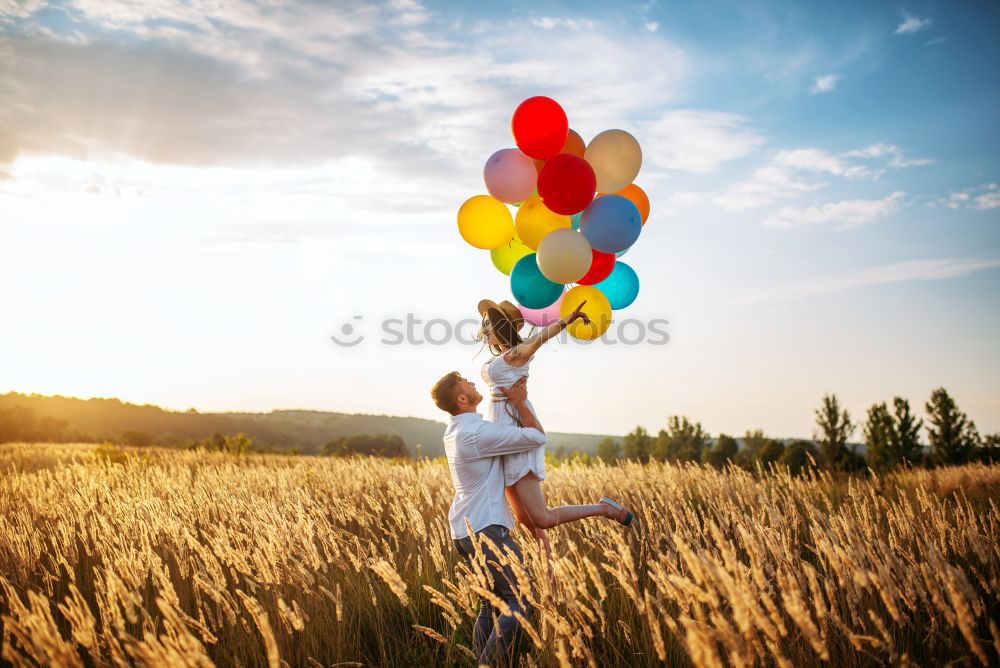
[511,253,563,309]
[570,213,581,230]
[593,262,639,309]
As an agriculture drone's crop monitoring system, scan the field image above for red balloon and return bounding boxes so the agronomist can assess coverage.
[537,154,596,215]
[512,96,569,160]
[577,249,616,285]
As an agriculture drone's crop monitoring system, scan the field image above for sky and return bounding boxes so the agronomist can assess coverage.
[1,0,998,440]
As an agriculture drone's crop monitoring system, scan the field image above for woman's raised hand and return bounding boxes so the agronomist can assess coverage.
[566,300,591,325]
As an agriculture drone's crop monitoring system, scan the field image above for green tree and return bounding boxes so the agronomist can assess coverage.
[120,430,152,447]
[925,388,979,465]
[596,437,622,464]
[702,434,738,469]
[0,406,70,443]
[866,397,924,471]
[889,397,924,467]
[224,433,252,456]
[757,439,785,467]
[734,429,768,469]
[863,402,894,472]
[779,440,819,476]
[0,406,37,443]
[979,433,1000,464]
[622,426,651,463]
[650,416,707,463]
[324,434,408,458]
[815,394,863,471]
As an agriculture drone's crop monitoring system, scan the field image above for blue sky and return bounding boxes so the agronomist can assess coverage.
[1,0,998,439]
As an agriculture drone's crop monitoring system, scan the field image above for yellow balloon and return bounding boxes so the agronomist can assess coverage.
[458,195,515,250]
[585,129,642,193]
[559,285,612,340]
[490,234,533,275]
[515,194,571,250]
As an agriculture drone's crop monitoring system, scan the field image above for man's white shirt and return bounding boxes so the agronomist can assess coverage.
[443,412,546,539]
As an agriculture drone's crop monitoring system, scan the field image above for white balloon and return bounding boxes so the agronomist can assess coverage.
[536,229,592,284]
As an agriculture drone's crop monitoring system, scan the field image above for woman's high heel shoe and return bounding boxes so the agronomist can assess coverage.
[599,496,637,528]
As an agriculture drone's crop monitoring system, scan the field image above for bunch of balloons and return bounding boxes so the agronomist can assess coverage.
[457,96,650,340]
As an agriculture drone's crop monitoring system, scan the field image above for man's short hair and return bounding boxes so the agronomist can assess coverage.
[431,371,463,415]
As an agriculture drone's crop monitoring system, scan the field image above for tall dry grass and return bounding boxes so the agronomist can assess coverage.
[0,442,998,667]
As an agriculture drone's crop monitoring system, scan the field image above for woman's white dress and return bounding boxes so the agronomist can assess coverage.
[481,353,546,486]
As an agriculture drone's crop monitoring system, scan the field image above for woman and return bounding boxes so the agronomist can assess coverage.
[476,298,637,552]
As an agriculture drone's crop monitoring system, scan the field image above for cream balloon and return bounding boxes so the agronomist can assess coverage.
[536,228,592,284]
[584,129,642,193]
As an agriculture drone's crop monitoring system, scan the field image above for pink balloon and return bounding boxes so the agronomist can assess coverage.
[518,288,565,327]
[484,149,537,204]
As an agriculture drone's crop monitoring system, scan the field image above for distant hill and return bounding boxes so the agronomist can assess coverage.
[0,392,618,457]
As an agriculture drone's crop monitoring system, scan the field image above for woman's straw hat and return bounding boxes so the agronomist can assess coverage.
[477,299,525,331]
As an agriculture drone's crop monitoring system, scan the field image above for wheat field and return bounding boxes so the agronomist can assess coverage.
[0,443,998,667]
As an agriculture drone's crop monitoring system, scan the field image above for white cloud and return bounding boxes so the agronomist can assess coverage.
[715,142,930,212]
[387,0,429,26]
[937,183,1000,210]
[764,191,905,229]
[975,191,1000,210]
[895,11,932,35]
[774,148,870,179]
[811,74,841,94]
[732,257,1000,304]
[0,1,689,175]
[644,21,659,32]
[642,110,763,173]
[0,0,44,21]
[842,143,932,168]
[529,16,597,31]
[713,166,818,211]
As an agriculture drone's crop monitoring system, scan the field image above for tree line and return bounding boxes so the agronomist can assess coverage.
[4,387,996,469]
[323,434,409,458]
[0,404,410,458]
[595,387,999,473]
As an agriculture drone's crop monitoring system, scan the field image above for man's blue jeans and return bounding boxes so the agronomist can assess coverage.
[453,524,533,666]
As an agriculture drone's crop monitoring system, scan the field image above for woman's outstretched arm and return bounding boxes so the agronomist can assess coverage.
[505,300,590,366]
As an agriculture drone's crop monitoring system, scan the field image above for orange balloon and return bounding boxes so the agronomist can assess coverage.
[532,128,586,173]
[598,183,650,224]
[562,129,586,157]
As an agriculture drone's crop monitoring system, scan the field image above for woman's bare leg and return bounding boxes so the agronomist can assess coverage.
[506,486,553,566]
[505,486,533,528]
[511,474,627,529]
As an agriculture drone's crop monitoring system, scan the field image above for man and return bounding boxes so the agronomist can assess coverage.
[430,371,545,667]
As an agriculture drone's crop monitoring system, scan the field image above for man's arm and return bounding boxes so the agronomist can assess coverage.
[472,378,546,457]
[474,421,546,456]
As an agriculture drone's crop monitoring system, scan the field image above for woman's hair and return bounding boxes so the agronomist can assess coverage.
[476,307,523,357]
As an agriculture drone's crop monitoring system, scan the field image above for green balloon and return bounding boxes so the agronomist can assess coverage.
[490,235,533,275]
